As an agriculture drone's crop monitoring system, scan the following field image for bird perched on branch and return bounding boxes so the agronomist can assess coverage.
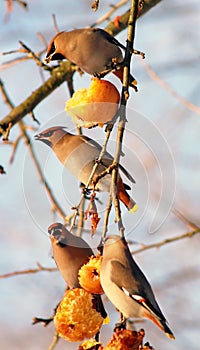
[35,126,137,212]
[48,222,107,319]
[100,235,175,339]
[44,27,139,90]
[48,222,93,288]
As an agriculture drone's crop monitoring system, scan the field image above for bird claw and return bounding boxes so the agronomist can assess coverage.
[114,318,127,331]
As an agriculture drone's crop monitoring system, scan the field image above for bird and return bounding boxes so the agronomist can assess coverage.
[48,222,107,319]
[44,27,137,90]
[48,222,93,288]
[35,126,137,212]
[99,235,175,339]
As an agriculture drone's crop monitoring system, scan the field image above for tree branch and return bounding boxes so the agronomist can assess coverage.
[0,0,163,138]
[109,0,138,238]
[105,0,162,35]
[0,263,57,279]
[132,228,200,255]
[0,62,75,137]
[0,79,67,220]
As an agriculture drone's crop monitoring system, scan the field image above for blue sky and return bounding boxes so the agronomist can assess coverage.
[0,1,200,349]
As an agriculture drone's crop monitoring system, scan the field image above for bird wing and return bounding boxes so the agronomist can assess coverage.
[80,135,136,183]
[110,260,165,321]
[110,260,140,293]
[95,28,126,51]
[101,158,136,184]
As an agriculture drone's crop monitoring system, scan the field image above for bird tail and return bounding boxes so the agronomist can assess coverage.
[143,310,175,340]
[117,178,138,213]
[113,67,138,91]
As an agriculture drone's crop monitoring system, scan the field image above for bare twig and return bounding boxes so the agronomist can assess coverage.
[173,208,200,231]
[22,124,68,220]
[139,59,200,115]
[48,331,60,350]
[37,32,48,49]
[32,316,53,327]
[9,134,23,163]
[52,14,59,34]
[0,0,162,138]
[0,79,67,220]
[18,40,50,69]
[102,190,113,239]
[70,127,113,231]
[105,0,162,36]
[0,263,57,279]
[132,228,200,255]
[0,62,75,137]
[109,0,139,238]
[91,0,129,27]
[1,47,47,71]
[1,228,199,279]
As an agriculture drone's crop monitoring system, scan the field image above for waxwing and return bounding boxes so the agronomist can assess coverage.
[35,126,137,212]
[44,28,137,89]
[100,235,175,339]
[48,222,93,288]
[48,222,107,319]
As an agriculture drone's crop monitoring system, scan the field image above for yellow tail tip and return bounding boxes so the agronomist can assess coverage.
[103,315,110,325]
[132,79,137,86]
[166,332,175,340]
[129,204,138,213]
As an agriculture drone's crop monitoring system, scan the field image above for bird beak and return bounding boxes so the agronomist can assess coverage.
[34,134,41,140]
[43,55,52,64]
[34,133,52,147]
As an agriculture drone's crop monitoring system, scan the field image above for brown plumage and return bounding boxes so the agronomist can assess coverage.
[100,235,175,339]
[44,28,137,89]
[35,126,137,212]
[48,222,107,319]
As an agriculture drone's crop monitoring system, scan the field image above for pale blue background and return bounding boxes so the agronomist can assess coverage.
[0,1,200,349]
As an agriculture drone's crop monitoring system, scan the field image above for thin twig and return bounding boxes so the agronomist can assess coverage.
[1,48,47,71]
[139,59,200,115]
[37,32,48,49]
[1,228,199,279]
[0,0,162,137]
[19,40,50,70]
[48,331,60,350]
[70,127,113,231]
[132,228,200,255]
[173,208,200,231]
[105,0,162,36]
[0,61,75,137]
[102,191,113,239]
[91,0,129,27]
[0,263,57,279]
[109,0,139,238]
[9,134,22,163]
[0,79,67,220]
[52,14,59,34]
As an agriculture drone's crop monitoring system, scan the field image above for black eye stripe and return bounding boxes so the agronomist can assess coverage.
[43,131,53,137]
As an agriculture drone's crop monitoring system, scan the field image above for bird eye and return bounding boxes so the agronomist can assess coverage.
[44,131,53,137]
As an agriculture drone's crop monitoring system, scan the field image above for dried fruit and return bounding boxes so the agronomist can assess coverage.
[104,328,145,350]
[54,288,104,342]
[65,78,120,128]
[79,254,104,295]
[79,338,103,350]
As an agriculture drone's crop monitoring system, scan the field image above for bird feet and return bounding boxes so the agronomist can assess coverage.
[114,317,127,331]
